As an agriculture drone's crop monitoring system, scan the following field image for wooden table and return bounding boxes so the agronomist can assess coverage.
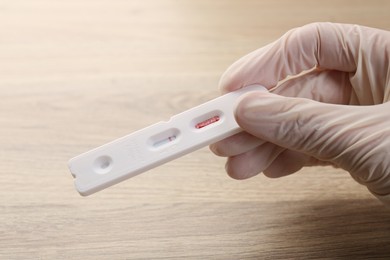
[1,0,390,259]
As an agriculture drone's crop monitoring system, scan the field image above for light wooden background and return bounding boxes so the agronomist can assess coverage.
[1,0,390,259]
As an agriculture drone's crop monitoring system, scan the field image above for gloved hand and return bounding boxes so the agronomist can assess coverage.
[210,22,390,205]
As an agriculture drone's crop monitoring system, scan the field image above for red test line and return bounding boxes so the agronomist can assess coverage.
[195,116,220,129]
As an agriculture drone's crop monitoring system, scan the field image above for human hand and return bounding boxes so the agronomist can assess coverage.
[210,23,390,205]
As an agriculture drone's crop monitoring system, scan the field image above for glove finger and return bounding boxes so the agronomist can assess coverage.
[263,150,334,178]
[263,150,311,178]
[220,23,390,104]
[225,142,284,180]
[220,23,354,93]
[210,132,265,157]
[235,91,361,162]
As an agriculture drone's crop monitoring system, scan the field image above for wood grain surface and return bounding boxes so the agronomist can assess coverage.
[1,0,390,259]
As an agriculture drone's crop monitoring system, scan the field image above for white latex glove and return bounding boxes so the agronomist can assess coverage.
[210,23,390,205]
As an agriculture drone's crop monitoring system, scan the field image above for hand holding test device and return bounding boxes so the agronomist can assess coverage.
[68,85,267,196]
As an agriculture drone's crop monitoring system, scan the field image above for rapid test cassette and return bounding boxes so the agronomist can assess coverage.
[68,85,267,196]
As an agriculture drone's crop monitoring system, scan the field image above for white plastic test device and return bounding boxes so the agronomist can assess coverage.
[68,85,267,196]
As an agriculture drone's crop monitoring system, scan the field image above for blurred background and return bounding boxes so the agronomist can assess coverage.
[1,1,390,259]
